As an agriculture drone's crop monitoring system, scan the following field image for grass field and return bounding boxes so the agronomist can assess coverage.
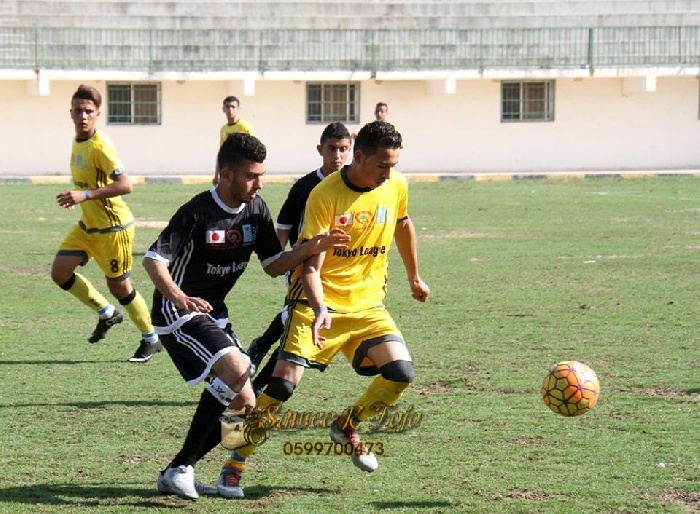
[0,177,698,514]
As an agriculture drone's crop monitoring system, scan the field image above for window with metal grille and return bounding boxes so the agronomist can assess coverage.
[306,83,359,124]
[107,83,161,125]
[501,81,555,122]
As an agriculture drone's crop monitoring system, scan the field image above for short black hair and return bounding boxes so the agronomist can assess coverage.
[320,122,351,145]
[218,133,266,173]
[72,84,102,108]
[354,121,402,156]
[223,96,240,106]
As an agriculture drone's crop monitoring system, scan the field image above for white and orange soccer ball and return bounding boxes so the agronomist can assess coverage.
[541,361,600,417]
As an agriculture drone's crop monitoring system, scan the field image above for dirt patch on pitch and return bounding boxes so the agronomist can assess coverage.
[135,220,168,229]
[620,387,699,400]
[656,487,700,510]
[9,266,45,277]
[502,489,555,501]
[413,379,456,395]
[418,230,495,239]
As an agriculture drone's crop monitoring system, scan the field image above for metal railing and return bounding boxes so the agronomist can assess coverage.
[1,27,698,73]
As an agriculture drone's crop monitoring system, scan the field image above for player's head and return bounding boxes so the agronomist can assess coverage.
[350,121,402,189]
[70,84,102,139]
[374,102,388,122]
[217,133,267,206]
[317,122,352,175]
[222,96,241,123]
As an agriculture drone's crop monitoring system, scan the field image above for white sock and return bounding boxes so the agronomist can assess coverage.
[98,304,115,319]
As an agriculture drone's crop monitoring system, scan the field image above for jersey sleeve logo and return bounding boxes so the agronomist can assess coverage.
[242,224,254,243]
[375,206,387,225]
[206,230,226,244]
[334,213,353,227]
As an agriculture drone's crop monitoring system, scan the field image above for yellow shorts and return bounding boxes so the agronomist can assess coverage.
[280,303,404,374]
[58,223,135,281]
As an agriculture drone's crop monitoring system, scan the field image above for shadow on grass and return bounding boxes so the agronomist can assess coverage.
[0,360,146,365]
[371,500,455,510]
[0,400,194,409]
[0,483,337,508]
[0,484,188,509]
[238,484,337,499]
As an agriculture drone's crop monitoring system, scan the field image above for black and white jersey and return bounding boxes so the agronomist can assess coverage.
[277,165,349,248]
[145,188,282,332]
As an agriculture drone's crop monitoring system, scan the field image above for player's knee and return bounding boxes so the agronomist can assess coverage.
[108,279,131,299]
[380,360,415,384]
[264,376,296,402]
[57,273,76,290]
[118,289,136,305]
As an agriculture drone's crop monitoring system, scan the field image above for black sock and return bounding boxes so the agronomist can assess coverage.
[256,312,285,353]
[195,418,227,463]
[253,348,279,391]
[168,389,226,470]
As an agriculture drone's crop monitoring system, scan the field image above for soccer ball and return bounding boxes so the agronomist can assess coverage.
[541,361,600,417]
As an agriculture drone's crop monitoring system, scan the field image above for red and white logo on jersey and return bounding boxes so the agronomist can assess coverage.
[334,213,353,227]
[206,230,226,244]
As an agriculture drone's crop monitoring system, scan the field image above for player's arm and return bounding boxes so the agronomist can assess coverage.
[276,227,291,249]
[394,216,430,302]
[261,229,349,277]
[56,171,133,209]
[301,251,330,348]
[143,254,213,313]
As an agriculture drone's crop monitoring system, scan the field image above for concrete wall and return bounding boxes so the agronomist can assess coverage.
[1,76,698,176]
[1,1,698,175]
[4,1,700,29]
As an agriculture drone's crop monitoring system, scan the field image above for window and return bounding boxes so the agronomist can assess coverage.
[107,83,161,125]
[501,81,555,122]
[306,83,359,124]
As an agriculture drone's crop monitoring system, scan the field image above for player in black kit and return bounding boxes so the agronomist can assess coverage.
[144,133,349,500]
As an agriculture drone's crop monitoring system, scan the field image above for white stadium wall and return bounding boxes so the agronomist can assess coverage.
[0,76,698,176]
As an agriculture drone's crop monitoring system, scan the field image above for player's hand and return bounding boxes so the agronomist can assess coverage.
[174,295,213,313]
[56,190,83,210]
[310,229,351,253]
[410,277,430,302]
[311,311,332,349]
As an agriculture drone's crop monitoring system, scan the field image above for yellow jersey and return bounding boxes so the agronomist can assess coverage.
[70,130,134,231]
[219,120,256,146]
[287,167,408,313]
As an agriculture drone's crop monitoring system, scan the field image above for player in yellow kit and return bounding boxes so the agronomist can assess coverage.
[51,84,161,362]
[216,121,430,498]
[212,96,255,185]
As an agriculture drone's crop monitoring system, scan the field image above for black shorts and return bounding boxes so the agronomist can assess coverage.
[160,315,244,385]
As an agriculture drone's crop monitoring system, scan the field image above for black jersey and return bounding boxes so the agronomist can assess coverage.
[277,165,349,248]
[146,188,282,331]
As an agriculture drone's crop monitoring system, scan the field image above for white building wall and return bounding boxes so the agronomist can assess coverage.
[0,76,698,176]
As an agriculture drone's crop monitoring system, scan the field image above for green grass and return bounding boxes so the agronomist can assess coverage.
[0,178,698,513]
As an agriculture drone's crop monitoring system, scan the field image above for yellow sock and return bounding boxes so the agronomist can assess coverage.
[121,290,155,336]
[68,273,109,312]
[225,393,282,465]
[340,376,410,426]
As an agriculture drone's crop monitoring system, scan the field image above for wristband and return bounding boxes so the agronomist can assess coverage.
[84,190,91,200]
[314,306,328,315]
